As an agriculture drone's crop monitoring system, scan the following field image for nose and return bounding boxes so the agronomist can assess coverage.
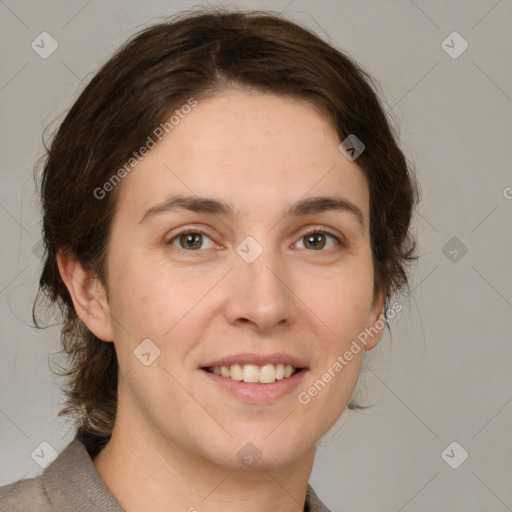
[223,243,298,333]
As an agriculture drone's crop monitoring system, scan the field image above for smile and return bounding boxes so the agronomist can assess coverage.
[205,363,298,384]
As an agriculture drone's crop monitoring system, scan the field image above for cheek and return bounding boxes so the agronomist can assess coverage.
[304,259,375,341]
[106,247,176,330]
[107,255,222,370]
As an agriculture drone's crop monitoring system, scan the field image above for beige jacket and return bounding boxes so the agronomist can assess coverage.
[0,439,331,511]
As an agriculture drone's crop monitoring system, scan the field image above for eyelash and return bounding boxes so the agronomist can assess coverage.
[166,227,344,253]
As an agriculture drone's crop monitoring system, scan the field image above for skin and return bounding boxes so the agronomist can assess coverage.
[58,88,386,512]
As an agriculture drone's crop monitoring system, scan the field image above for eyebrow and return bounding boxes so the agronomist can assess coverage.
[139,194,365,228]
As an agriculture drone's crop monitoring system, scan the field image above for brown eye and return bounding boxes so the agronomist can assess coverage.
[168,231,215,251]
[304,233,326,250]
[296,230,341,251]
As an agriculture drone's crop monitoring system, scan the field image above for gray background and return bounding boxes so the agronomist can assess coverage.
[1,1,511,511]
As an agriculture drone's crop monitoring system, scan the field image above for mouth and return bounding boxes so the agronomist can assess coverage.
[199,354,309,404]
[203,363,302,384]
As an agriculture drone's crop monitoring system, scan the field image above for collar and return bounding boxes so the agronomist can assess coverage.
[40,439,331,511]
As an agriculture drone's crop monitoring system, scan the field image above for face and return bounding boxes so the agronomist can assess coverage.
[97,89,384,469]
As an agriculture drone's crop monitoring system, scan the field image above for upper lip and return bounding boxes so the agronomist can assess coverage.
[202,353,309,369]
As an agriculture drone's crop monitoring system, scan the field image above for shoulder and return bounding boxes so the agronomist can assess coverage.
[0,439,123,512]
[0,474,51,512]
[306,483,332,512]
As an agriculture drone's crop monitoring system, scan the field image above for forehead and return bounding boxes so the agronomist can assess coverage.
[114,89,370,224]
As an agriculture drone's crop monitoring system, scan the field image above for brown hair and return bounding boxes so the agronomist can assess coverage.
[33,8,420,457]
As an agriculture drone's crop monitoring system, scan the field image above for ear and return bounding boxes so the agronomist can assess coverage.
[363,288,387,351]
[57,248,115,342]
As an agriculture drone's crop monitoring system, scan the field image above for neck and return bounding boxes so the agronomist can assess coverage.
[92,407,316,512]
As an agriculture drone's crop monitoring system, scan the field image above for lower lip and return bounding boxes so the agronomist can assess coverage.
[201,368,308,404]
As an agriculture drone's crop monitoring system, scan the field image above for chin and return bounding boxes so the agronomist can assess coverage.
[207,429,315,471]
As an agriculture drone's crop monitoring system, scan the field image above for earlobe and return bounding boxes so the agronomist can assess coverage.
[363,291,387,351]
[57,249,115,342]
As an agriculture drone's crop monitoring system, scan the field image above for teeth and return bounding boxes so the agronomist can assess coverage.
[208,363,298,384]
[259,364,276,383]
[230,363,243,381]
[243,364,260,383]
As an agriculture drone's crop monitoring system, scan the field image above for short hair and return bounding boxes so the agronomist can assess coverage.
[33,8,420,457]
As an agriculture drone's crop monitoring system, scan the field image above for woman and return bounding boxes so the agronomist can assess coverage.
[0,9,419,511]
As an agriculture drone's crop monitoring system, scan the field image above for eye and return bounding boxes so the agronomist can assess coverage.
[167,230,215,251]
[167,227,344,252]
[294,229,343,251]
